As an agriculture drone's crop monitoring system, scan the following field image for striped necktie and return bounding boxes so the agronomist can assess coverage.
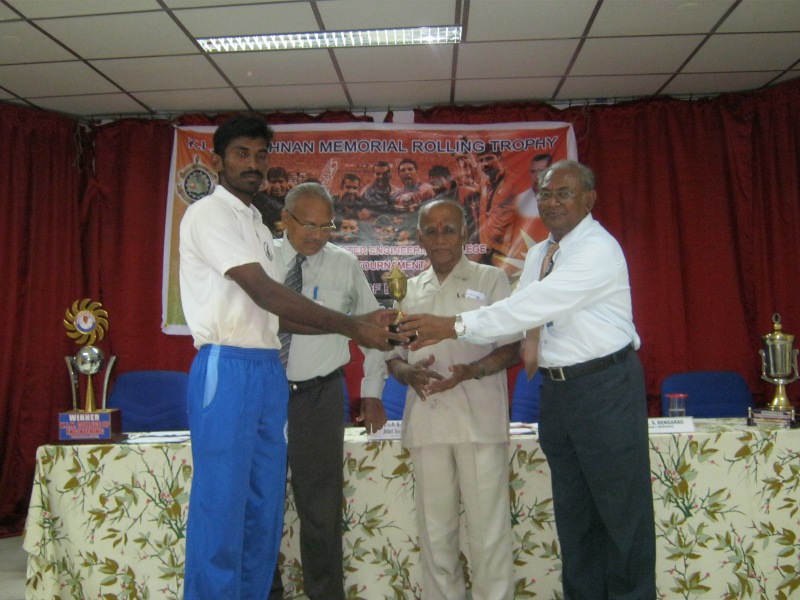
[522,242,560,378]
[279,254,306,367]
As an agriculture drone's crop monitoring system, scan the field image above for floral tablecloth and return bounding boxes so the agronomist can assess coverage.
[24,419,800,599]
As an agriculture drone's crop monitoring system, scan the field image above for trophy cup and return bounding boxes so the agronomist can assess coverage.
[59,298,121,441]
[387,265,415,346]
[748,313,798,428]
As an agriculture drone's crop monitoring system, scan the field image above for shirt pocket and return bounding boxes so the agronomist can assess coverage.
[456,296,488,313]
[311,287,348,312]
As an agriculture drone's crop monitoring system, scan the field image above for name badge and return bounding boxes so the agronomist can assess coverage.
[465,289,485,300]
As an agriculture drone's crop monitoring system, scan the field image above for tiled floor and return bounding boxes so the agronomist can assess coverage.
[0,535,26,600]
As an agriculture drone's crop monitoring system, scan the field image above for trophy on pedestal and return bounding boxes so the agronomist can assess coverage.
[59,298,120,440]
[748,313,798,428]
[387,265,415,346]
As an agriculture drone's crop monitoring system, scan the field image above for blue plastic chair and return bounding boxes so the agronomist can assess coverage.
[660,371,753,418]
[107,370,189,432]
[511,370,542,423]
[381,374,408,420]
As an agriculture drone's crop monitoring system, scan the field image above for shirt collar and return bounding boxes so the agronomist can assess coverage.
[548,213,595,251]
[419,254,471,288]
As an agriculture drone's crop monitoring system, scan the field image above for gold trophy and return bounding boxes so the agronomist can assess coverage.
[749,313,798,428]
[60,298,120,440]
[387,265,415,346]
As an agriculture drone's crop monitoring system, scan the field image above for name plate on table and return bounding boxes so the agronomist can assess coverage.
[367,419,402,440]
[648,416,695,435]
[58,409,121,441]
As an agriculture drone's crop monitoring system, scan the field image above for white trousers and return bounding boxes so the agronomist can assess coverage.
[411,442,513,600]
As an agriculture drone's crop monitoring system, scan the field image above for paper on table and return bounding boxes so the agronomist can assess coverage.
[124,431,190,444]
[510,422,537,435]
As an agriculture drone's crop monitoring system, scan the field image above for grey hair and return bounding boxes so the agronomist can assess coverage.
[417,199,467,230]
[285,181,334,211]
[539,159,596,191]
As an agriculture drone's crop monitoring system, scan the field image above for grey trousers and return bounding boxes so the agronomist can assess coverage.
[538,351,656,600]
[269,374,346,600]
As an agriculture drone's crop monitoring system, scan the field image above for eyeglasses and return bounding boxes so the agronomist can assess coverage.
[537,190,580,203]
[285,210,336,233]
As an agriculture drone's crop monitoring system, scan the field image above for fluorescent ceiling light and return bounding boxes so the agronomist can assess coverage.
[197,26,462,53]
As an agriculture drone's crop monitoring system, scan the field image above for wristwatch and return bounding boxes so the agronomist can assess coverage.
[454,314,466,337]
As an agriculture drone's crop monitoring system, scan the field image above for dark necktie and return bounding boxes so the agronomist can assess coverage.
[279,254,305,367]
[522,242,560,378]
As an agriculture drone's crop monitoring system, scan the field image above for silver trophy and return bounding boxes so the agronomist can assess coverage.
[759,313,799,411]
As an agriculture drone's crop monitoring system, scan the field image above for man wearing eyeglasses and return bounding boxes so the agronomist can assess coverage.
[270,182,388,600]
[399,160,656,600]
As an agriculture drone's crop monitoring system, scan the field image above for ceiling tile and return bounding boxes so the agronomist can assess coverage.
[164,0,283,7]
[210,50,339,86]
[719,0,800,32]
[0,21,76,63]
[36,12,199,59]
[685,33,800,72]
[467,0,596,41]
[590,0,735,36]
[6,0,161,18]
[349,80,450,109]
[241,83,349,111]
[0,62,120,97]
[90,55,228,91]
[316,0,456,30]
[132,87,248,113]
[663,71,780,95]
[175,3,318,38]
[335,45,453,83]
[31,93,146,117]
[571,36,705,76]
[557,74,672,100]
[457,40,579,78]
[0,4,20,21]
[456,77,561,103]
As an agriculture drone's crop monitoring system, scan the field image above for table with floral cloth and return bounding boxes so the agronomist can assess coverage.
[24,419,800,599]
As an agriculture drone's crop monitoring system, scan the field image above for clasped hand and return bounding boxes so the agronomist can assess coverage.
[406,355,471,400]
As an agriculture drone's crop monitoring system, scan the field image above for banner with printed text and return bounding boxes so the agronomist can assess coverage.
[162,122,576,334]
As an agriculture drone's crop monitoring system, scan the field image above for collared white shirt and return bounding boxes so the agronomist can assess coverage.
[179,185,281,350]
[275,237,385,398]
[461,214,640,367]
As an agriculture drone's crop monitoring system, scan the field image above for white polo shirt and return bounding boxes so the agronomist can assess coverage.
[179,185,281,350]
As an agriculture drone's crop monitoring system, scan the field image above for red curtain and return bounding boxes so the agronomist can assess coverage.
[3,82,800,535]
[0,105,84,534]
[415,83,800,412]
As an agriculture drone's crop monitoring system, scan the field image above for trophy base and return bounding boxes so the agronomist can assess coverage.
[58,409,122,441]
[747,407,798,429]
[388,323,416,347]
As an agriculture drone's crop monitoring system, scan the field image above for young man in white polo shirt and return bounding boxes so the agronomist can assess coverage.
[179,114,400,600]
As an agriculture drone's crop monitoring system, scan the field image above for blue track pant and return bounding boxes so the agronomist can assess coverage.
[184,345,288,600]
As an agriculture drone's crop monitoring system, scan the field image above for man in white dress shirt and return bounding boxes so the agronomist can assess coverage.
[269,182,387,600]
[399,160,656,600]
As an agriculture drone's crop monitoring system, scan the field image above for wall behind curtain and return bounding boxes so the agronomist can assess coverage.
[2,80,799,535]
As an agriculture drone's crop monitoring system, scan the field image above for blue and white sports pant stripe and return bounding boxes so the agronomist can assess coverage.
[183,344,288,600]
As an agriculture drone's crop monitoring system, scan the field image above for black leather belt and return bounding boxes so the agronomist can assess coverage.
[288,368,342,394]
[539,344,633,382]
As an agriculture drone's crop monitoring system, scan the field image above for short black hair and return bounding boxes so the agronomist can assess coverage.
[428,164,452,179]
[213,114,273,157]
[267,166,289,181]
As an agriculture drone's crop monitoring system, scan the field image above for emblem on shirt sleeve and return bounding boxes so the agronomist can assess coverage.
[177,156,216,205]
